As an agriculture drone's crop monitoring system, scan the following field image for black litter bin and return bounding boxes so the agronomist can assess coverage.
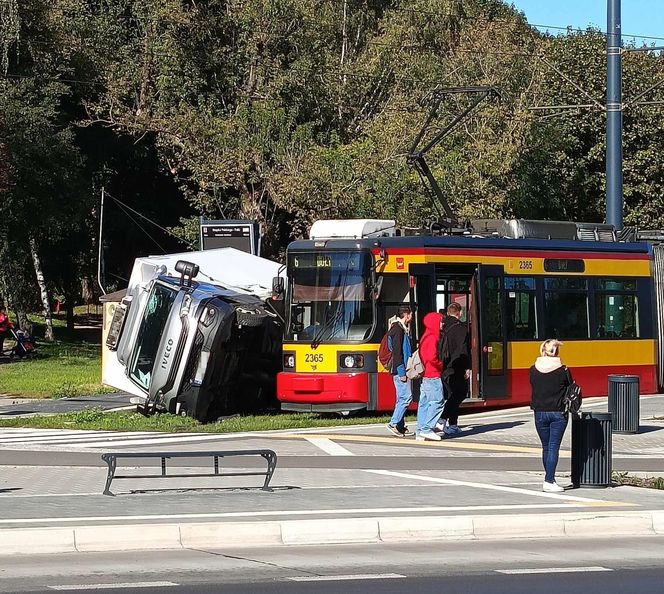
[608,374,640,434]
[571,412,612,488]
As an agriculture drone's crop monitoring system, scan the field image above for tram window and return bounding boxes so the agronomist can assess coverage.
[544,277,587,291]
[595,294,639,338]
[544,291,589,339]
[504,277,536,340]
[504,277,535,290]
[596,279,637,292]
[506,292,537,339]
[484,277,503,341]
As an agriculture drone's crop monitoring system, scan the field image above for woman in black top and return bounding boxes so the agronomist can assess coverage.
[530,339,572,493]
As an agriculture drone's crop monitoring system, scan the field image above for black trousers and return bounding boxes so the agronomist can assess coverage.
[442,373,468,425]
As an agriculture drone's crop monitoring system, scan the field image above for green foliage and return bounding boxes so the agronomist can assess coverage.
[0,409,402,432]
[3,0,664,318]
[0,338,105,398]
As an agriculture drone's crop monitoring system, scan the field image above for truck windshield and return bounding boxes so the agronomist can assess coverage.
[128,283,178,390]
[286,251,374,343]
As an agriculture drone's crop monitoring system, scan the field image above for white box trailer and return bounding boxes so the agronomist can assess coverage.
[102,248,284,421]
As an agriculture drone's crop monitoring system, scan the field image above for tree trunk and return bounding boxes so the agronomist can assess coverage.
[29,236,54,342]
[15,309,29,333]
[65,288,75,333]
[81,276,94,304]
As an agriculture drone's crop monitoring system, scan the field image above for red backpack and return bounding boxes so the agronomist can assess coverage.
[378,330,393,369]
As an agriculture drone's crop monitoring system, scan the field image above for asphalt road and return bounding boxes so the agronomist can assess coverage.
[2,537,664,593]
[0,393,133,417]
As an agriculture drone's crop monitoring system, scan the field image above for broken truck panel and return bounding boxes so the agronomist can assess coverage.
[102,248,284,422]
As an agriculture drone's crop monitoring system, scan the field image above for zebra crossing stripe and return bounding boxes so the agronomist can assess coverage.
[0,432,173,444]
[71,433,251,448]
[0,428,257,449]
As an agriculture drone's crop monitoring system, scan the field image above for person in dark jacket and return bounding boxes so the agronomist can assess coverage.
[438,302,470,435]
[530,339,572,493]
[386,305,414,437]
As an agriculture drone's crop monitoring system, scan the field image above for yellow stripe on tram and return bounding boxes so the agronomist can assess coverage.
[508,340,657,369]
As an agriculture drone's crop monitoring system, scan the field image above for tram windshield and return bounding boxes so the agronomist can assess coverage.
[286,250,374,343]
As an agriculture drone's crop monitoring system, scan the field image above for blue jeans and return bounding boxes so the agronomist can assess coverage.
[390,376,412,431]
[534,411,568,483]
[417,377,444,434]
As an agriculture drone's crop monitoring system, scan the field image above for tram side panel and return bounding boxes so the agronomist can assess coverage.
[653,245,664,392]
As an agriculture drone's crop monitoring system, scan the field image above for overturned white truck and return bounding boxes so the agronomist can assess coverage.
[103,248,283,422]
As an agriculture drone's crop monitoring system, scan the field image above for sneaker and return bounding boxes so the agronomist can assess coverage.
[386,424,405,438]
[542,481,565,493]
[444,424,462,436]
[401,426,415,437]
[416,431,442,442]
[434,420,447,433]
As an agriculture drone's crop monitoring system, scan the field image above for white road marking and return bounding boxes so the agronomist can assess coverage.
[361,469,603,502]
[496,566,613,575]
[49,582,178,590]
[305,437,354,456]
[101,405,138,413]
[0,503,593,525]
[287,574,406,582]
[0,431,162,444]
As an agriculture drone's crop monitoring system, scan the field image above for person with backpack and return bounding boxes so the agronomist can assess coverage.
[530,339,573,493]
[383,305,414,438]
[416,311,444,441]
[438,302,470,435]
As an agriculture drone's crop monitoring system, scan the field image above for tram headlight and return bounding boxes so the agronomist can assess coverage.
[341,354,364,369]
[283,354,295,369]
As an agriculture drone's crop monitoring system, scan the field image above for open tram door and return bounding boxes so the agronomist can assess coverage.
[477,264,507,399]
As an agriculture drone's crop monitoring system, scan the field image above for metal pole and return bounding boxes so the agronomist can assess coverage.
[606,0,623,230]
[97,187,107,295]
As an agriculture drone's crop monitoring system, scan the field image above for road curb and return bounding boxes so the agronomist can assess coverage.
[2,510,664,555]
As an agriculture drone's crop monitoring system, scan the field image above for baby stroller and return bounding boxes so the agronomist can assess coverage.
[7,327,37,359]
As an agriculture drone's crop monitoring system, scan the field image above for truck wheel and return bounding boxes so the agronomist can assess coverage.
[235,307,267,327]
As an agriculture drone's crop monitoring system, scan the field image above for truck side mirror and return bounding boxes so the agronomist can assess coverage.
[175,260,199,287]
[272,276,285,300]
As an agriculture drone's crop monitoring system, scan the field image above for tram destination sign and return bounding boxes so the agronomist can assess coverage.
[543,258,585,273]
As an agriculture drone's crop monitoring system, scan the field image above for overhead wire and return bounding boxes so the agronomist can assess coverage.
[111,196,167,254]
[106,192,198,250]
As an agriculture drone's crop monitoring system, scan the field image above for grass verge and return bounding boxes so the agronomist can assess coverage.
[613,471,664,490]
[0,313,106,398]
[0,409,406,433]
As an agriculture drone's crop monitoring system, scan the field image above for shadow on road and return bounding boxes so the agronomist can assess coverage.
[628,424,664,434]
[452,421,527,437]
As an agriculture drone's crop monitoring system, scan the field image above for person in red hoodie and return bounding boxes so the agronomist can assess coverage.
[0,307,14,355]
[416,311,444,441]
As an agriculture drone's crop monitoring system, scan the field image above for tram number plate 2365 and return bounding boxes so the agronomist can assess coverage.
[518,260,534,270]
[305,353,324,363]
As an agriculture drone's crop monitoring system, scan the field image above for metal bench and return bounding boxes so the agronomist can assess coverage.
[100,449,277,495]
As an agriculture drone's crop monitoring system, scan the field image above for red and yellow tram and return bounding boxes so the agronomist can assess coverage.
[276,220,661,414]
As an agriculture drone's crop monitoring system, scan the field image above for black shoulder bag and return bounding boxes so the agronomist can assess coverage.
[563,366,582,417]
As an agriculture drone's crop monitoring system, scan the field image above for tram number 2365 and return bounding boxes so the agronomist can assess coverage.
[518,260,534,270]
[305,353,324,363]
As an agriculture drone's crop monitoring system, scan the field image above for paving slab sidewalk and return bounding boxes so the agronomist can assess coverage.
[1,395,664,554]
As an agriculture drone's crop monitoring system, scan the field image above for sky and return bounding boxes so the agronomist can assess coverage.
[510,1,664,43]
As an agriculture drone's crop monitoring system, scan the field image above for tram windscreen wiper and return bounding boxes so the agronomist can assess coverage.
[310,255,352,350]
[310,305,344,350]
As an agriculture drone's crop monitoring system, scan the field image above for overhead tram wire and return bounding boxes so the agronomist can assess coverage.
[111,197,167,254]
[106,192,198,251]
